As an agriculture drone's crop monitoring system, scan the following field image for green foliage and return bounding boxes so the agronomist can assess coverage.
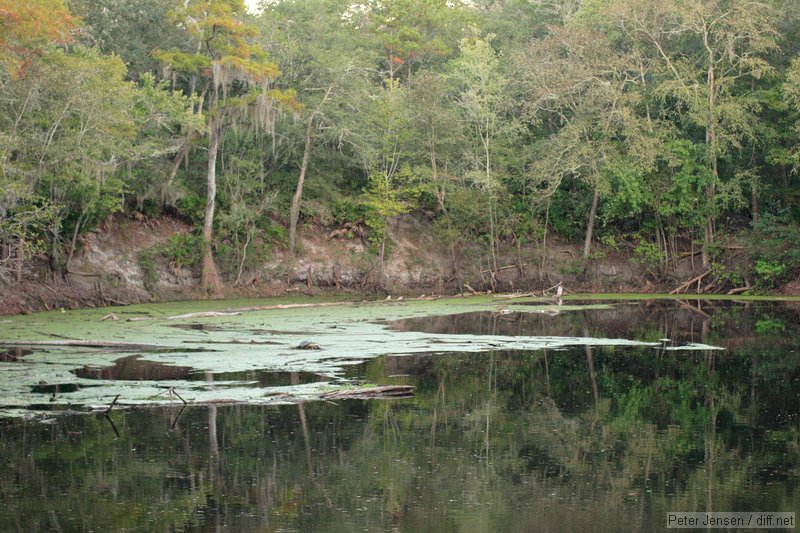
[754,259,787,288]
[139,233,202,290]
[432,187,489,246]
[3,0,800,292]
[162,233,201,270]
[261,221,287,244]
[331,199,367,227]
[175,191,206,226]
[361,167,410,248]
[68,0,188,81]
[746,210,800,288]
[711,262,745,289]
[632,239,664,279]
[548,182,592,242]
[137,248,160,291]
[755,317,786,334]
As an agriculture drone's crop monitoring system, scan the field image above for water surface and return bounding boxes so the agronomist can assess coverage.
[1,298,799,531]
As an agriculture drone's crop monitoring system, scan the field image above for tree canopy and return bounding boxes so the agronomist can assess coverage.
[3,0,800,292]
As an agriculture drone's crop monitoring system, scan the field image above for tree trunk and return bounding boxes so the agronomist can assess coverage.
[379,234,386,283]
[49,222,65,282]
[14,238,23,283]
[163,139,191,207]
[65,212,85,274]
[201,116,223,296]
[702,25,717,269]
[488,199,498,275]
[540,199,551,281]
[234,230,252,286]
[583,188,599,259]
[289,116,315,255]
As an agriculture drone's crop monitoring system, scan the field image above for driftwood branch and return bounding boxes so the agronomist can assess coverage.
[65,269,100,277]
[670,269,712,294]
[125,297,442,323]
[463,283,478,295]
[726,285,751,295]
[105,394,120,414]
[320,385,415,400]
[480,263,528,275]
[494,292,535,300]
[166,311,241,320]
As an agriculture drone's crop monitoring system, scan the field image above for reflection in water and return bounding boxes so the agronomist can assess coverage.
[390,299,785,349]
[2,302,800,532]
[73,356,330,387]
[74,355,194,380]
[0,347,32,362]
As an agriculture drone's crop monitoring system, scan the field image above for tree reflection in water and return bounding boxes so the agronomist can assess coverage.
[2,301,799,532]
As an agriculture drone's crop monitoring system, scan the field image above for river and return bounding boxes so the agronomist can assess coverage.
[1,296,798,531]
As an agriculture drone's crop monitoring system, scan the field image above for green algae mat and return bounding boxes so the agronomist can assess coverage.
[0,295,729,417]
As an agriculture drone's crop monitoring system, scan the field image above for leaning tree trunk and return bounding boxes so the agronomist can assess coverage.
[289,116,315,255]
[583,188,600,259]
[201,115,223,296]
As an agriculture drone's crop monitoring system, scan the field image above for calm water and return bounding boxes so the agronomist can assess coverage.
[2,300,799,532]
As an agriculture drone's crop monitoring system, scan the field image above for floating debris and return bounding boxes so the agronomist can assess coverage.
[295,340,322,350]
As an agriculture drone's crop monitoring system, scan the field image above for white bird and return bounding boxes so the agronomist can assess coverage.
[556,283,563,299]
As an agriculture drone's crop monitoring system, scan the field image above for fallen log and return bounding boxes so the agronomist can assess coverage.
[3,340,160,349]
[320,385,415,400]
[127,297,440,322]
[670,269,712,295]
[480,263,528,275]
[727,285,751,295]
[165,311,242,320]
[229,302,347,313]
[494,292,535,300]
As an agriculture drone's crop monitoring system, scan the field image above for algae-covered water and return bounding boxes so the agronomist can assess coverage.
[1,295,799,532]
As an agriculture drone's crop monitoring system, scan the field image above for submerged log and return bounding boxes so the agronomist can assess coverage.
[4,340,159,349]
[320,385,415,400]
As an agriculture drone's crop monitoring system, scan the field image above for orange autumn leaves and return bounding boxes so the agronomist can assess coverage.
[0,0,77,78]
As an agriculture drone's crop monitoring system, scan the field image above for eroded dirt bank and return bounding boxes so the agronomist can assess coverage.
[0,213,782,316]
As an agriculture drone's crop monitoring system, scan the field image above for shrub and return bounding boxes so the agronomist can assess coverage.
[162,234,201,270]
[137,249,159,291]
[746,210,800,289]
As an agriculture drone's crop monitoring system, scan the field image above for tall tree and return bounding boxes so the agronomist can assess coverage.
[449,33,517,277]
[260,0,377,255]
[352,0,467,81]
[356,78,413,278]
[67,0,187,81]
[156,0,294,294]
[1,47,164,278]
[516,22,648,260]
[785,57,800,173]
[606,0,779,267]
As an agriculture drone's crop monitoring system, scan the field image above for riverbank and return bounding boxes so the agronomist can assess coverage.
[1,213,795,316]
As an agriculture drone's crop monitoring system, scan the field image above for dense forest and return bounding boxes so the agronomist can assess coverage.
[2,0,800,296]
